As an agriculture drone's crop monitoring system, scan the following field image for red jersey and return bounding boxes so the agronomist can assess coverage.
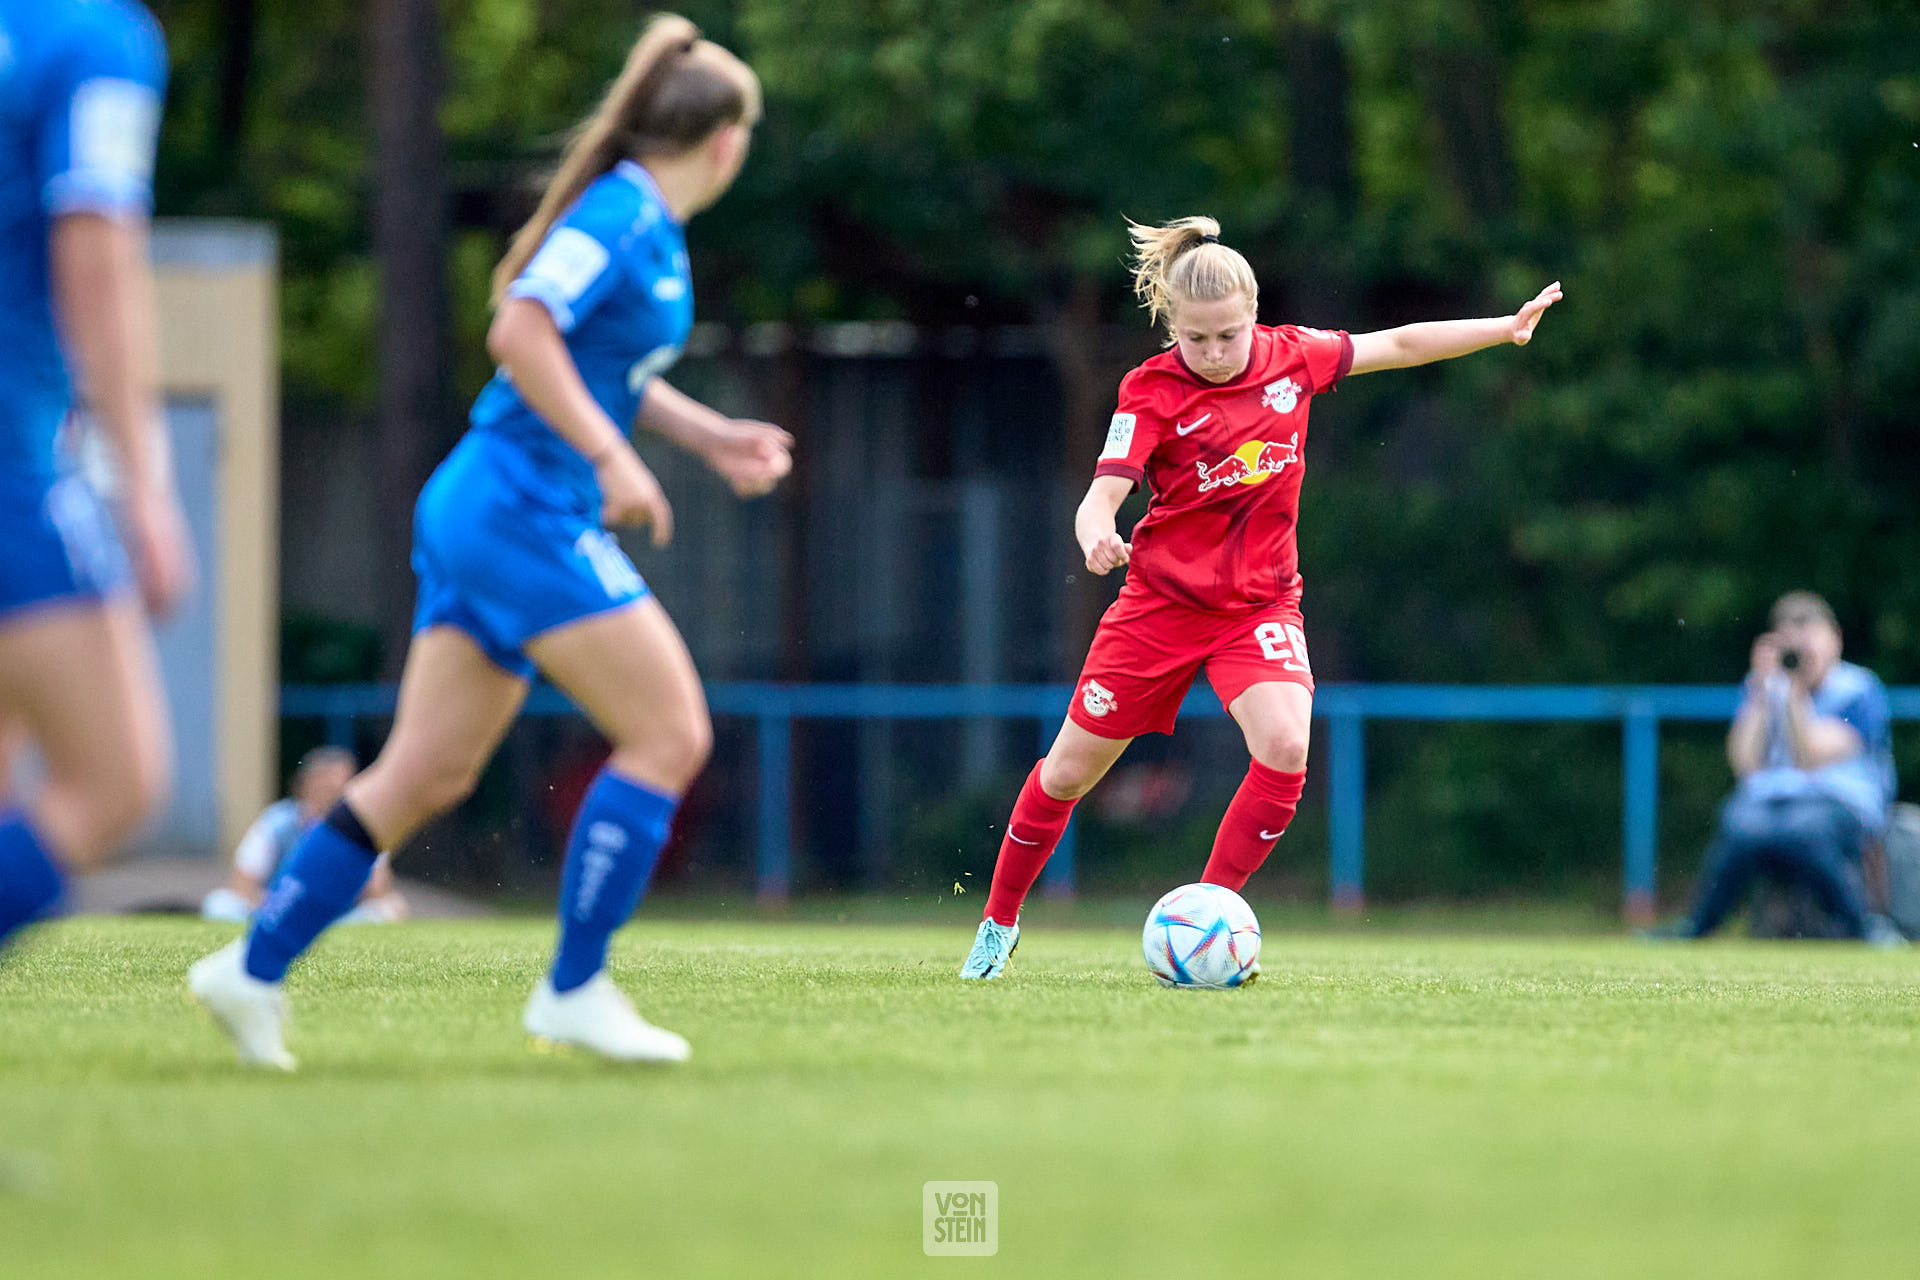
[1093,323,1352,612]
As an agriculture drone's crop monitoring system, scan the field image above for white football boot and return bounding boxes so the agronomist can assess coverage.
[959,918,1020,980]
[523,972,691,1064]
[188,939,296,1071]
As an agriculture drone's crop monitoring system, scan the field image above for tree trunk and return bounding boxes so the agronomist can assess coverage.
[1792,239,1856,483]
[1050,270,1114,679]
[1285,21,1354,217]
[1415,40,1517,226]
[1283,18,1356,322]
[369,0,449,677]
[214,0,258,161]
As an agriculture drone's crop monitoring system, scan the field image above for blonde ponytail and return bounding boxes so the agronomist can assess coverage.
[1127,216,1259,337]
[492,14,761,304]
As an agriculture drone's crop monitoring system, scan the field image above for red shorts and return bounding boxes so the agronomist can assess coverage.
[1067,589,1315,739]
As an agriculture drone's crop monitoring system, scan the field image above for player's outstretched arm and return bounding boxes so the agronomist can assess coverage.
[1076,475,1135,576]
[1346,281,1563,377]
[634,380,793,500]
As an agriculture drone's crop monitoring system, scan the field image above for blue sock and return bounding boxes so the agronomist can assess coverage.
[244,801,380,982]
[0,812,67,947]
[551,769,678,993]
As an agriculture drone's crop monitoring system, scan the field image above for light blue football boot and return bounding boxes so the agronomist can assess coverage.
[959,918,1020,980]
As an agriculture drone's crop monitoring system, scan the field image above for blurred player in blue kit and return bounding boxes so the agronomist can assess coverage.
[0,0,189,954]
[191,14,790,1068]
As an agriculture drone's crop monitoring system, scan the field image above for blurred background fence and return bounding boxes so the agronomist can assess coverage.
[283,679,1920,920]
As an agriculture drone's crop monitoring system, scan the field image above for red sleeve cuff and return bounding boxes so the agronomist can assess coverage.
[1329,333,1354,390]
[1094,460,1144,485]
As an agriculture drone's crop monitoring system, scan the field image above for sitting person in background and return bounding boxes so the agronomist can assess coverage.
[1666,591,1900,944]
[202,749,408,924]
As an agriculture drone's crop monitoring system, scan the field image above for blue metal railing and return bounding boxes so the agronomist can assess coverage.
[281,681,1920,920]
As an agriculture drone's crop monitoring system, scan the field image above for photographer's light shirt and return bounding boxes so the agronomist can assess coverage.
[1740,660,1894,834]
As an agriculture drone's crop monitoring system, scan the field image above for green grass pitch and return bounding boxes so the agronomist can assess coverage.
[3,913,1918,1278]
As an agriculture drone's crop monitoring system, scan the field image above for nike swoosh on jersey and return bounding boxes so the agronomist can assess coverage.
[1259,829,1285,840]
[1175,413,1212,436]
[1008,833,1039,846]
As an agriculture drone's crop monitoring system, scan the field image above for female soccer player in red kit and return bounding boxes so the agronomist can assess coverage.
[961,217,1561,978]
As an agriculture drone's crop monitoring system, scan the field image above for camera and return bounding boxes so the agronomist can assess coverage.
[1780,648,1802,672]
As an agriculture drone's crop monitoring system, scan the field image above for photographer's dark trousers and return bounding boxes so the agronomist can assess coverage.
[1685,789,1872,938]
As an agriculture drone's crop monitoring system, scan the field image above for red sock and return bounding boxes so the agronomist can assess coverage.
[983,762,1077,925]
[1202,760,1306,892]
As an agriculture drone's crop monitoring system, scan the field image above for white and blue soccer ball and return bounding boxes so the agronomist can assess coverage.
[1143,883,1261,989]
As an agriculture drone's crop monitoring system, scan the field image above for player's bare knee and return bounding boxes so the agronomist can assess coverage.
[680,709,714,775]
[428,765,485,815]
[37,788,131,870]
[120,742,171,834]
[389,756,482,820]
[1248,731,1309,773]
[1038,756,1097,801]
[615,709,710,791]
[87,750,166,848]
[40,740,167,866]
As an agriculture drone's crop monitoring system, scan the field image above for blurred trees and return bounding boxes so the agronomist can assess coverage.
[147,0,1920,683]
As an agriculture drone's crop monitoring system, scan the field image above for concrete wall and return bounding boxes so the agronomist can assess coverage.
[151,220,279,857]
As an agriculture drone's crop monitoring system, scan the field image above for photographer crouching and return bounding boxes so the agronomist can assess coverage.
[1665,592,1902,945]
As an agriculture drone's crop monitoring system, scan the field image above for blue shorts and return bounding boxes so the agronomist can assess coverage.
[411,432,649,679]
[0,470,131,620]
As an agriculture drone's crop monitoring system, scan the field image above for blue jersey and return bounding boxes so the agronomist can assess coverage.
[468,159,693,515]
[1738,660,1896,834]
[0,0,165,485]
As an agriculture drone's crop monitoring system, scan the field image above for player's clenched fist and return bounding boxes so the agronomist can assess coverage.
[1083,531,1131,576]
[595,444,676,546]
[707,419,793,498]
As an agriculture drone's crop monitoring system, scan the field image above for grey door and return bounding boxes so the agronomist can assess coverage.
[136,397,221,856]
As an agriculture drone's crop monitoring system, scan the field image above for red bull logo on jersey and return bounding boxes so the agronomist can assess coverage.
[1195,434,1300,494]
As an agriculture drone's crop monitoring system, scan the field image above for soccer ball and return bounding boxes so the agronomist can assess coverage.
[1142,883,1261,989]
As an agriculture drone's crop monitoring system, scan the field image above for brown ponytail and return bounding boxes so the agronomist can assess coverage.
[491,14,762,304]
[1127,216,1259,338]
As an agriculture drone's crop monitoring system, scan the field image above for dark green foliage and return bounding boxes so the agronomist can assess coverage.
[280,613,382,684]
[145,2,1920,673]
